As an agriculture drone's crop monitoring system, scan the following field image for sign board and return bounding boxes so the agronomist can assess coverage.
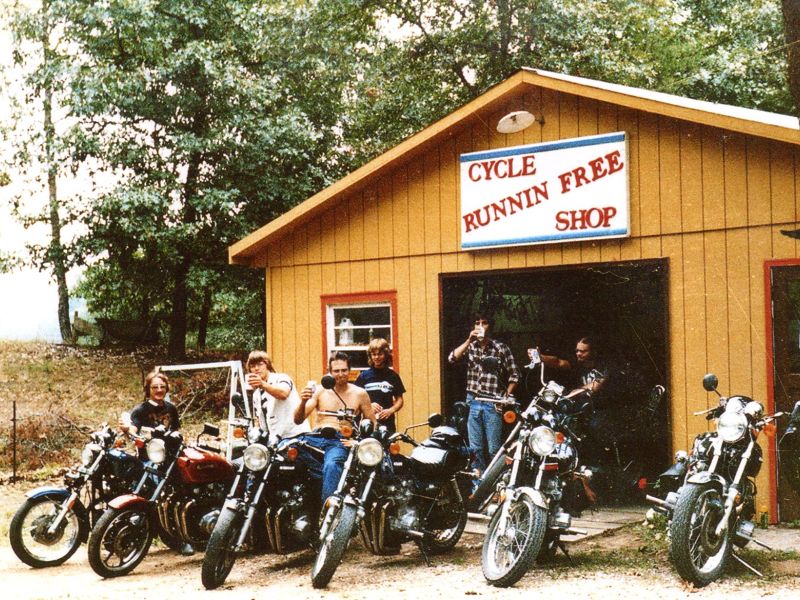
[459,132,629,250]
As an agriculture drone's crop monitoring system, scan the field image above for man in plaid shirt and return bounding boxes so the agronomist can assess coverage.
[448,312,519,475]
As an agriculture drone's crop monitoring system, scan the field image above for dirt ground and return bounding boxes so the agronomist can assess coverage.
[2,479,799,600]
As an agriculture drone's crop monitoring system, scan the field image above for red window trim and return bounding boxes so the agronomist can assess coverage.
[320,291,399,374]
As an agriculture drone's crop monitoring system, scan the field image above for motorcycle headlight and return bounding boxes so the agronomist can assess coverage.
[146,438,167,463]
[81,443,101,467]
[717,410,747,443]
[243,443,271,471]
[356,438,384,467]
[528,426,557,456]
[542,389,559,404]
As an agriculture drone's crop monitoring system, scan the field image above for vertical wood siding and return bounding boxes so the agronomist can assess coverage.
[261,88,800,502]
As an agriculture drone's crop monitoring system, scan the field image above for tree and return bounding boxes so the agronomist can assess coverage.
[60,0,378,358]
[2,0,78,342]
[784,0,800,114]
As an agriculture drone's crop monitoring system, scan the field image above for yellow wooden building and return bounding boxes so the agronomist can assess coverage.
[229,69,800,521]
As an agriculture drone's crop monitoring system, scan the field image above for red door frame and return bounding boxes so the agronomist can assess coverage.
[763,258,800,522]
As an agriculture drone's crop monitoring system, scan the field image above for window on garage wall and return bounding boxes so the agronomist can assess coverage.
[321,291,399,375]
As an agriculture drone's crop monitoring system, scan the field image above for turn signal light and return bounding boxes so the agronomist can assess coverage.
[233,427,246,439]
[763,422,777,438]
[503,411,517,424]
[114,438,125,448]
[638,478,648,490]
[340,424,353,438]
[389,442,401,455]
[555,432,565,444]
[286,447,299,462]
[504,456,513,466]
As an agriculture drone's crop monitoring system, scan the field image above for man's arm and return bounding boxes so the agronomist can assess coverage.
[263,378,291,400]
[294,387,318,424]
[539,351,571,371]
[448,327,480,363]
[357,388,378,426]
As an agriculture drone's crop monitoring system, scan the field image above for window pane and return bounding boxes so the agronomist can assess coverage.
[332,306,390,328]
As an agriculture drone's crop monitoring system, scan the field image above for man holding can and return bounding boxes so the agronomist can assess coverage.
[448,312,520,477]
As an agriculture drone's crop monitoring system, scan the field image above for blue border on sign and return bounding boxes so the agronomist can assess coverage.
[460,228,629,249]
[460,132,625,163]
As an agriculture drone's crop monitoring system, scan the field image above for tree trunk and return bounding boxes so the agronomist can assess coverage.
[43,1,72,344]
[784,0,800,116]
[168,257,190,360]
[196,285,213,350]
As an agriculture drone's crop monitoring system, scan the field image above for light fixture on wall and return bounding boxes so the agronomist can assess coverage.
[496,110,544,134]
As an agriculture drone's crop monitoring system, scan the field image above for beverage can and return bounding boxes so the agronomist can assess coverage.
[306,380,317,393]
[476,325,485,341]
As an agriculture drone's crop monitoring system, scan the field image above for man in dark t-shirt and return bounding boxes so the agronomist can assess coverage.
[355,338,405,434]
[120,370,180,459]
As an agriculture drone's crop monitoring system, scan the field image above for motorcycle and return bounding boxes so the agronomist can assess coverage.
[201,394,324,589]
[471,354,593,588]
[663,373,796,587]
[9,424,143,568]
[86,423,235,577]
[310,396,471,589]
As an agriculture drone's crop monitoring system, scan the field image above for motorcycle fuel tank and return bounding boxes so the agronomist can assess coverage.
[176,447,236,484]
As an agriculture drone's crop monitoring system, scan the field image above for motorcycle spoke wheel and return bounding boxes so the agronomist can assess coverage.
[201,507,243,590]
[670,483,731,587]
[87,508,153,578]
[10,496,83,568]
[423,505,468,555]
[311,502,357,589]
[481,496,547,588]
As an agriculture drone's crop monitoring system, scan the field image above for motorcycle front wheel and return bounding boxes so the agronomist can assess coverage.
[311,502,358,589]
[87,507,153,578]
[481,495,547,587]
[669,482,732,587]
[201,505,244,589]
[9,495,85,568]
[469,456,507,510]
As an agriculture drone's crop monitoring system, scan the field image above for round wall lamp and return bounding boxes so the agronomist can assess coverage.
[496,110,545,134]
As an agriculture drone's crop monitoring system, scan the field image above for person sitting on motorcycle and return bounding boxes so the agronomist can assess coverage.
[118,370,180,454]
[294,351,378,503]
[245,350,310,444]
[118,370,194,556]
[534,336,608,400]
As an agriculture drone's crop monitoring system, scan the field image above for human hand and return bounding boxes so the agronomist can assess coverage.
[300,386,314,401]
[375,409,390,421]
[246,373,262,390]
[341,438,355,448]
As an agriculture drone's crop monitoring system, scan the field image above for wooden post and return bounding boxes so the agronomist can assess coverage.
[12,400,17,482]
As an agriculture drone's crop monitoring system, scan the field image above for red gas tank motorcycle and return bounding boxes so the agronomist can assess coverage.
[87,423,235,577]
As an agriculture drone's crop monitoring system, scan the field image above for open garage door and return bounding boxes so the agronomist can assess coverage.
[440,258,670,482]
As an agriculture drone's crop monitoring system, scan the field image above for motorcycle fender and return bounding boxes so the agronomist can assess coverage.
[516,486,549,510]
[686,472,725,489]
[108,493,149,510]
[25,487,89,541]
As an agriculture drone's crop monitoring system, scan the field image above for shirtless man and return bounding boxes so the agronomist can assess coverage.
[294,351,377,502]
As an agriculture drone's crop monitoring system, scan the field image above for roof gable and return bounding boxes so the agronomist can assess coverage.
[230,69,800,265]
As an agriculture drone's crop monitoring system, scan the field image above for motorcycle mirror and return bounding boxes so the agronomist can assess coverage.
[791,400,800,421]
[702,373,719,393]
[481,356,500,373]
[427,413,443,428]
[231,392,246,415]
[452,401,468,418]
[321,374,336,390]
[202,422,220,437]
[360,419,374,438]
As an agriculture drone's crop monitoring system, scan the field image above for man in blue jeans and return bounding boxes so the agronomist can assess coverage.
[448,312,520,477]
[294,352,377,502]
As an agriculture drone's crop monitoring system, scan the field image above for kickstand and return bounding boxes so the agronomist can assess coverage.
[557,540,573,565]
[731,552,764,578]
[416,540,432,566]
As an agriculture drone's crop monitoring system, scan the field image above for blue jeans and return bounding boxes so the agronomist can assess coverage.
[294,433,350,502]
[467,392,503,474]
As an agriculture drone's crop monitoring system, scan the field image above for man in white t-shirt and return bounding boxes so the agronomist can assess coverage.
[245,351,310,443]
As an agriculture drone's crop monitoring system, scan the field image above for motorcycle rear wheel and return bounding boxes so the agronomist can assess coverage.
[311,502,358,589]
[9,495,85,568]
[201,506,244,589]
[669,482,732,587]
[423,501,468,555]
[481,495,547,588]
[87,507,153,578]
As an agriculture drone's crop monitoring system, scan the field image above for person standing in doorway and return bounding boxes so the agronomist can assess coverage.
[448,312,520,475]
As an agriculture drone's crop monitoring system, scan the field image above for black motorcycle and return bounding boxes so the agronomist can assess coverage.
[472,355,593,587]
[663,374,797,586]
[310,409,471,589]
[9,424,143,568]
[201,410,324,589]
